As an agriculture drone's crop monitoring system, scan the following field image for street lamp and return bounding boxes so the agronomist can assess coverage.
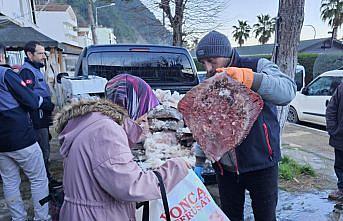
[304,24,316,39]
[95,3,116,27]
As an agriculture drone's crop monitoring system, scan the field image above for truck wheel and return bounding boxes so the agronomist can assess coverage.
[287,106,299,124]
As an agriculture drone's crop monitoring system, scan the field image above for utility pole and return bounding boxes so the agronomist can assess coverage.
[88,0,98,45]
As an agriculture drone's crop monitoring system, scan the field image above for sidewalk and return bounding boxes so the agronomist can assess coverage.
[282,122,336,184]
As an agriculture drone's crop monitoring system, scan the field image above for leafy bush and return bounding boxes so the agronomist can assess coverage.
[312,52,343,78]
[298,53,319,84]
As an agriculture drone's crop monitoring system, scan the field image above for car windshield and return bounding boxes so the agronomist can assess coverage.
[87,51,196,85]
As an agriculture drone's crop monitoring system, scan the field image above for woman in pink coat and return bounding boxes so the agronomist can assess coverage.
[55,74,189,221]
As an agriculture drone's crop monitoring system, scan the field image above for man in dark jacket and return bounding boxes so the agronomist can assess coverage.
[194,31,296,221]
[0,44,51,220]
[326,82,343,200]
[19,41,61,188]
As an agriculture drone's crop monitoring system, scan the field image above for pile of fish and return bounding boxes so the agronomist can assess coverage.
[134,89,196,169]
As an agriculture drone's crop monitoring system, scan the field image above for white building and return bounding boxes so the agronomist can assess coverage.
[0,0,37,64]
[96,27,117,45]
[35,4,79,46]
[0,0,36,26]
[78,26,93,47]
[78,26,116,47]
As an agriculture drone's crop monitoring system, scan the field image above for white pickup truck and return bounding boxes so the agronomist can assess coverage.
[56,44,199,106]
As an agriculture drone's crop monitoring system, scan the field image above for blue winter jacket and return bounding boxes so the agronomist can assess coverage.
[0,66,44,152]
[19,58,54,129]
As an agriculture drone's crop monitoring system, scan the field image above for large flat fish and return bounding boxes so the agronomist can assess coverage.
[178,73,264,161]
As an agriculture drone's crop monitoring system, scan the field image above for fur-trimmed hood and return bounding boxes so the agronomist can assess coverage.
[55,99,142,157]
[54,99,128,134]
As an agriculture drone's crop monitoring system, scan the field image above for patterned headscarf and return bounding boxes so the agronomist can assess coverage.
[105,74,159,120]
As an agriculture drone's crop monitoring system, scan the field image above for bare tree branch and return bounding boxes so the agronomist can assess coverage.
[139,0,228,46]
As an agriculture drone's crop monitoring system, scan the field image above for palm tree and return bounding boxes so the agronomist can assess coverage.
[232,20,251,47]
[253,14,275,44]
[320,0,343,40]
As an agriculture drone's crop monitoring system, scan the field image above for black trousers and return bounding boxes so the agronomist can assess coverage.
[214,165,278,221]
[35,128,52,180]
[334,149,343,189]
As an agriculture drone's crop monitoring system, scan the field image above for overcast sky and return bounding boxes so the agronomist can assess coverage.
[144,0,342,47]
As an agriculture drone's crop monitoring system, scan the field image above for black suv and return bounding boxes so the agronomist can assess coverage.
[73,44,199,93]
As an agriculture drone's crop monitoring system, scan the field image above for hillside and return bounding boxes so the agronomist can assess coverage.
[54,0,172,44]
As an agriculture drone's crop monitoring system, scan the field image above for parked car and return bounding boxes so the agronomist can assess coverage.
[72,44,199,94]
[287,70,343,126]
[56,44,199,106]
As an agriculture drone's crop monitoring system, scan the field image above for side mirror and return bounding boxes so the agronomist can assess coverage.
[57,72,69,84]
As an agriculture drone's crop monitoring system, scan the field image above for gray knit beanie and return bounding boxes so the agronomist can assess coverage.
[196,31,233,60]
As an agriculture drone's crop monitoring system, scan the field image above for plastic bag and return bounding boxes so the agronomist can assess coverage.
[136,169,229,221]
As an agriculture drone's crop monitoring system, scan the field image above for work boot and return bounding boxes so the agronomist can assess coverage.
[328,189,343,201]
